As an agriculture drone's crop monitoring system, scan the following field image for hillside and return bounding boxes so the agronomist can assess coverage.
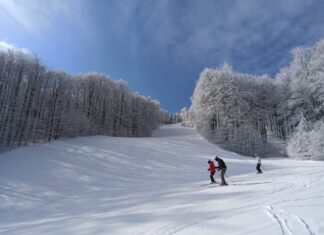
[1,124,323,234]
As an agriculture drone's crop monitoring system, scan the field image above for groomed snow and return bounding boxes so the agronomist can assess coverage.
[0,124,323,234]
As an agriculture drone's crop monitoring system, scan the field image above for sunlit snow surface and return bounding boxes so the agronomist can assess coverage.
[1,124,323,234]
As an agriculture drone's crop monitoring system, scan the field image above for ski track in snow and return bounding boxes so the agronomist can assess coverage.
[264,205,315,235]
[1,124,324,235]
[142,204,260,235]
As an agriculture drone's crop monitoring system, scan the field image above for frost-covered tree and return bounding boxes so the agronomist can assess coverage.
[191,64,238,142]
[190,64,279,156]
[287,115,324,160]
[307,121,324,160]
[276,40,324,159]
[0,50,164,150]
[287,114,312,159]
[187,39,324,158]
[163,113,182,124]
[277,40,324,127]
[180,107,195,127]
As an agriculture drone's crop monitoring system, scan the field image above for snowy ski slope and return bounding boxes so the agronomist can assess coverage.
[0,124,324,234]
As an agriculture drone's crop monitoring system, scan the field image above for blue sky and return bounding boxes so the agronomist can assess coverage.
[1,0,324,113]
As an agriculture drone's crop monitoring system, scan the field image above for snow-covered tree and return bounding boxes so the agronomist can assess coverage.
[187,39,324,158]
[0,50,165,150]
[308,121,324,160]
[190,64,279,156]
[287,114,312,159]
[180,107,195,127]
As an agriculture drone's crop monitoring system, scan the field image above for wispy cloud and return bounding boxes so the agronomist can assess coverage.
[171,0,324,73]
[0,0,91,35]
[1,0,324,77]
[102,0,324,75]
[0,40,30,54]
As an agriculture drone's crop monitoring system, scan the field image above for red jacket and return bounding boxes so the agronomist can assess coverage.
[209,161,216,173]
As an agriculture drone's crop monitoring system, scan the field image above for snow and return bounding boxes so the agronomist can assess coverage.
[1,124,324,234]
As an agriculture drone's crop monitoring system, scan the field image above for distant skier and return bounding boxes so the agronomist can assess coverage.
[255,153,262,174]
[207,159,217,184]
[214,156,228,186]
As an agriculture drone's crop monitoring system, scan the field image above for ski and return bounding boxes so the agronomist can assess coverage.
[200,183,218,186]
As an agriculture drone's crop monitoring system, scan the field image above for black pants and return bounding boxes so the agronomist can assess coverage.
[256,163,262,173]
[210,172,216,183]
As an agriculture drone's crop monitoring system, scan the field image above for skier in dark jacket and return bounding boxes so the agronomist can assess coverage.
[207,159,217,184]
[255,153,262,174]
[214,156,228,186]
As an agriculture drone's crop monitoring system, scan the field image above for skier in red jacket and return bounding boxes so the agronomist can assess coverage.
[207,159,217,184]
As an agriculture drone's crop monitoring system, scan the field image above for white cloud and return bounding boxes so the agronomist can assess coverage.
[1,0,322,75]
[0,40,30,54]
[104,0,323,73]
[0,0,90,34]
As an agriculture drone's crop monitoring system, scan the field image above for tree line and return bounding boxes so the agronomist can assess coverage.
[0,50,165,150]
[181,40,324,160]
